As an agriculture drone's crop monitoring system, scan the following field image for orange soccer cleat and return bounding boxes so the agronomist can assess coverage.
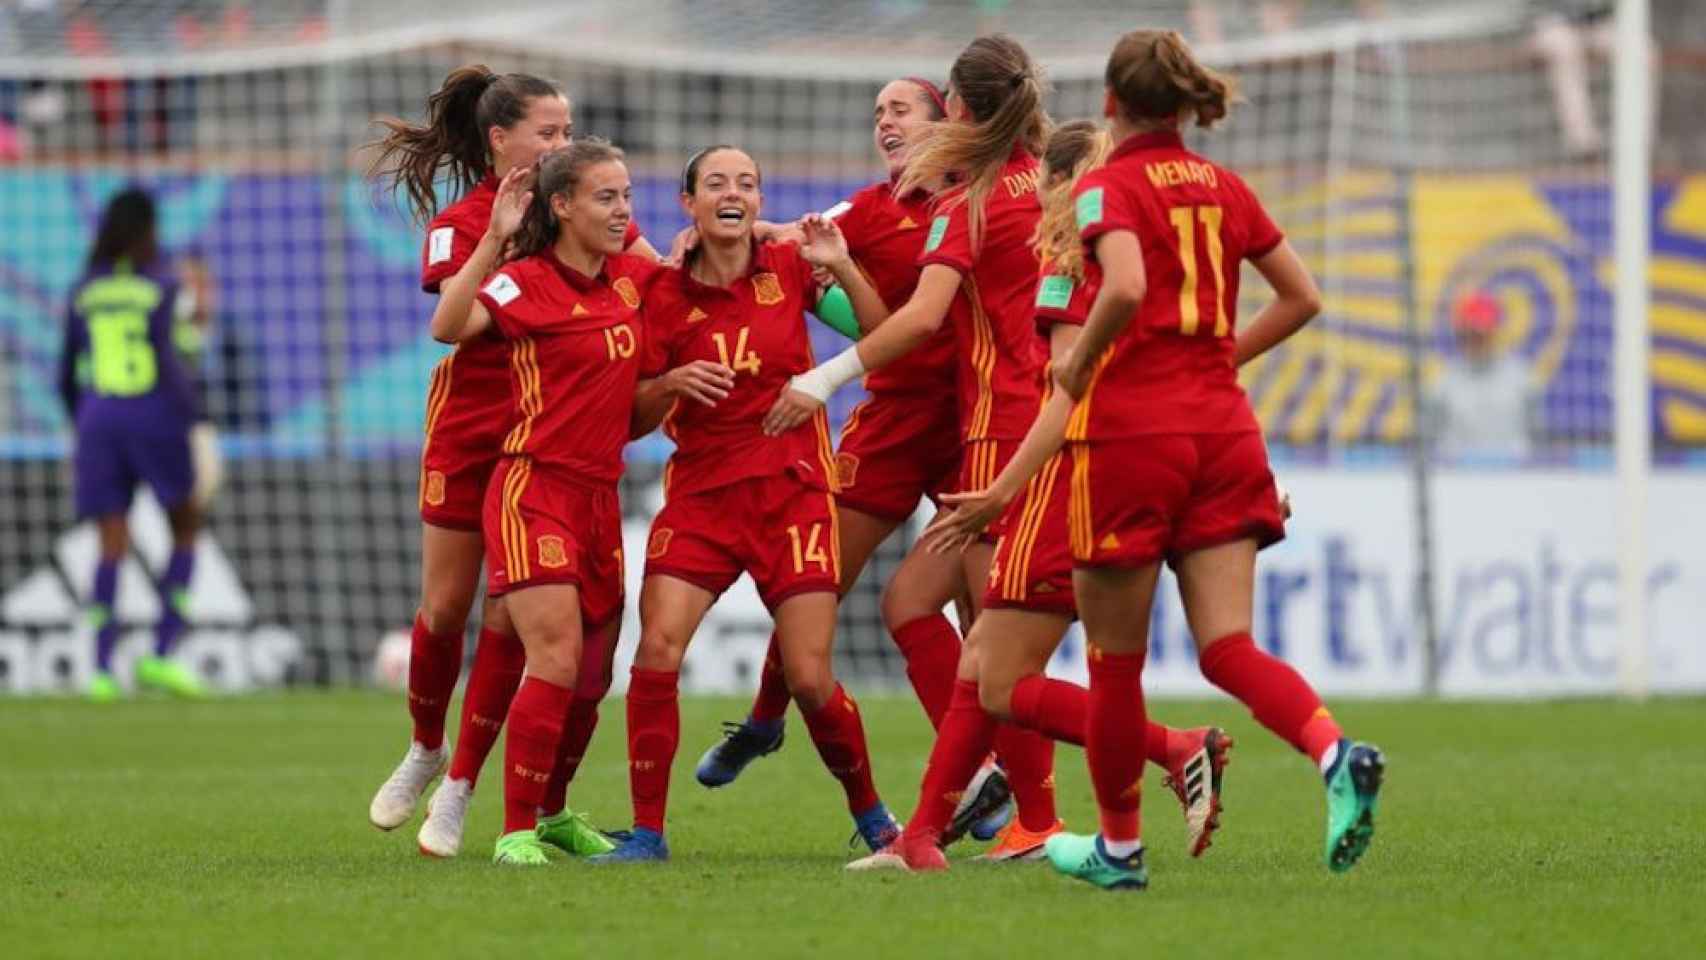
[978,818,1065,862]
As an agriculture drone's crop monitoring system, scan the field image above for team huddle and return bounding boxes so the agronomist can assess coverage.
[363,29,1385,890]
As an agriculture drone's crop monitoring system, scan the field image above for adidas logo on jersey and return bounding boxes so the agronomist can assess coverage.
[572,303,590,317]
[686,306,709,324]
[898,216,918,229]
[1099,532,1121,551]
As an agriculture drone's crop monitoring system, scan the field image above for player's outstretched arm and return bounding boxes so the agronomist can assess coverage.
[927,322,1080,552]
[1234,239,1321,367]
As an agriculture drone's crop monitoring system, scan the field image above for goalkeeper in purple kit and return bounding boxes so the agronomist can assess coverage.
[58,188,208,702]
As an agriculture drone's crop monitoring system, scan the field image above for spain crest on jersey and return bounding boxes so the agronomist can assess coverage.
[752,272,785,306]
[613,276,641,309]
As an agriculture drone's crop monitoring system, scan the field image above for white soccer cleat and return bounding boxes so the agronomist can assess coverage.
[845,849,911,872]
[368,742,448,831]
[417,776,473,857]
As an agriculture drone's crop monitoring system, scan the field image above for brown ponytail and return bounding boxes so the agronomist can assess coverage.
[1033,120,1112,283]
[897,34,1051,250]
[369,65,565,223]
[1105,30,1238,129]
[505,138,626,262]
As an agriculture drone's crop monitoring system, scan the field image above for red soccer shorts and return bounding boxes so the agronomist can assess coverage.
[834,390,961,522]
[983,449,1077,617]
[1069,431,1286,570]
[957,438,1022,541]
[419,355,511,531]
[644,472,840,611]
[482,456,626,630]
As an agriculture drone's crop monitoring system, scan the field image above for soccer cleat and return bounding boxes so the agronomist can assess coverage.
[695,717,785,787]
[87,671,121,703]
[589,826,669,864]
[852,802,902,853]
[492,830,552,866]
[135,655,208,699]
[1324,740,1385,873]
[536,809,617,857]
[368,741,448,831]
[416,777,472,857]
[845,834,948,873]
[1162,726,1234,857]
[1045,833,1148,891]
[941,761,1011,847]
[978,818,1065,862]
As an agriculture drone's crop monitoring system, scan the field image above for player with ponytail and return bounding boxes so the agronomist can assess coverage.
[1041,31,1382,890]
[366,65,652,859]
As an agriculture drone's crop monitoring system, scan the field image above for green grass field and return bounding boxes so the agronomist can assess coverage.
[2,692,1702,958]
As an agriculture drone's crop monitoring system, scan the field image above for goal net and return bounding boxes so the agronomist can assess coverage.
[1,0,1694,697]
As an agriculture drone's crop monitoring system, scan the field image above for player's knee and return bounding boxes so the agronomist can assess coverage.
[479,597,514,636]
[417,598,472,637]
[783,656,835,713]
[634,626,687,673]
[879,581,934,633]
[525,626,581,688]
[977,674,1015,719]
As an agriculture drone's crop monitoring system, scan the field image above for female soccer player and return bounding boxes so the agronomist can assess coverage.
[366,65,654,856]
[60,188,207,703]
[595,145,898,863]
[849,121,1234,871]
[1041,31,1383,890]
[764,33,1064,848]
[428,140,708,865]
[694,78,975,803]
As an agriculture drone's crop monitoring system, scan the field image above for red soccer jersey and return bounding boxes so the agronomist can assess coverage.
[835,180,956,396]
[420,178,646,433]
[917,146,1046,442]
[641,241,837,500]
[473,250,658,482]
[1071,130,1282,438]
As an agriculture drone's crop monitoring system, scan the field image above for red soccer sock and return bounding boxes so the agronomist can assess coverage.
[801,684,882,815]
[1146,721,1171,767]
[1199,632,1342,765]
[994,724,1057,831]
[626,668,681,834]
[1086,646,1147,845]
[539,695,602,817]
[447,627,525,785]
[890,614,961,729]
[501,676,573,834]
[903,679,998,844]
[1009,674,1086,746]
[406,613,464,751]
[748,633,791,725]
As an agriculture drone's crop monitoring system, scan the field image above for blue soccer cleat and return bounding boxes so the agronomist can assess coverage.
[589,826,670,864]
[970,799,1014,842]
[852,802,902,853]
[695,717,785,788]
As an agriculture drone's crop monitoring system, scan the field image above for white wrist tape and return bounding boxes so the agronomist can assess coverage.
[790,345,866,402]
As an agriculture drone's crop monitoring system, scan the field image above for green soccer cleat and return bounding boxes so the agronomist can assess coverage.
[535,810,616,857]
[135,656,208,699]
[493,830,553,866]
[87,671,121,703]
[1044,832,1148,891]
[1324,740,1385,873]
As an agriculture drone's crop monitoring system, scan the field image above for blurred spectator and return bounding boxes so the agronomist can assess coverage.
[1427,292,1540,462]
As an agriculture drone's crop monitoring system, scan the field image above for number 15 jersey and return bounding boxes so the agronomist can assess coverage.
[1071,130,1283,439]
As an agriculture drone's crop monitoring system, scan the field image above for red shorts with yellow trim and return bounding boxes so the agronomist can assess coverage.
[482,456,626,630]
[957,438,1021,541]
[983,449,1077,617]
[834,390,960,522]
[1068,431,1286,570]
[420,353,510,531]
[644,472,839,612]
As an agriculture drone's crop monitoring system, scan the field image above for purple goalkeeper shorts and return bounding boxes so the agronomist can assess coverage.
[74,421,195,518]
